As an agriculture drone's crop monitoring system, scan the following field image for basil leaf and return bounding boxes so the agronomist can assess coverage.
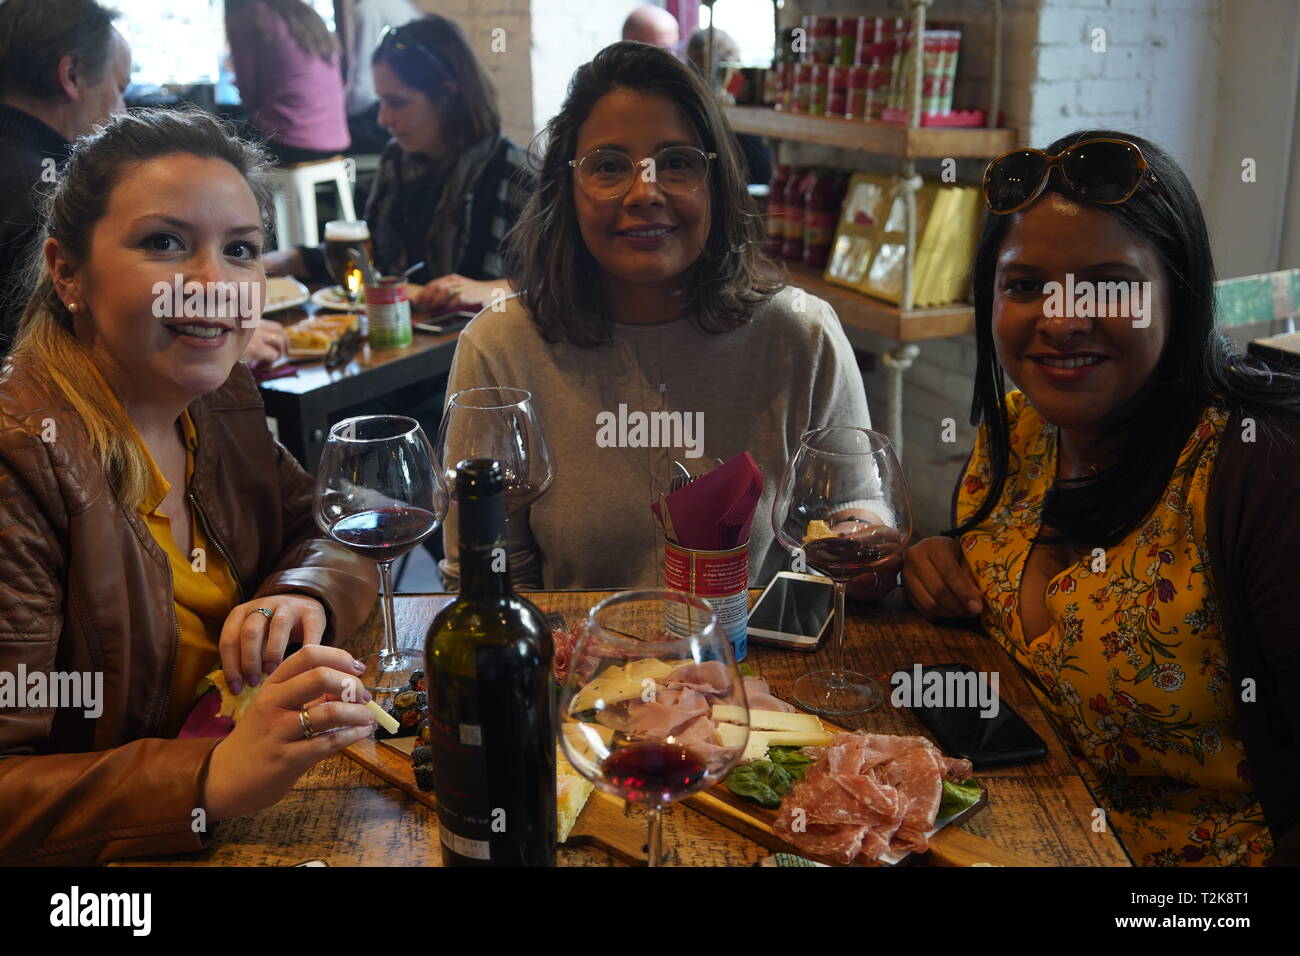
[767,746,815,780]
[938,778,982,820]
[725,760,794,809]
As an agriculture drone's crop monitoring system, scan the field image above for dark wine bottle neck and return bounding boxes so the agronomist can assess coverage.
[458,492,511,599]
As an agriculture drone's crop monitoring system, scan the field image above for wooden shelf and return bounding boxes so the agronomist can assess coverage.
[724,105,1014,159]
[777,261,974,342]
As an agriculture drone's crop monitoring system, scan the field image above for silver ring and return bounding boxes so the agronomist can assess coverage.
[253,606,274,621]
[299,708,317,739]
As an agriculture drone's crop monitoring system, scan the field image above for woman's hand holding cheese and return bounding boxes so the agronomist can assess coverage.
[203,645,378,822]
[219,594,329,695]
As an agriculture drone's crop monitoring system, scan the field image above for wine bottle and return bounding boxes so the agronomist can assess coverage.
[425,458,556,866]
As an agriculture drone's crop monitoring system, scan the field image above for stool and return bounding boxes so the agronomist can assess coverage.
[266,156,357,250]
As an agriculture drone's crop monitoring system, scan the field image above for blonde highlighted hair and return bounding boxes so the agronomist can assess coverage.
[11,107,273,511]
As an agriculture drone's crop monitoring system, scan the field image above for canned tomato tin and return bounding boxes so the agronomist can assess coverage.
[364,276,412,349]
[664,540,750,661]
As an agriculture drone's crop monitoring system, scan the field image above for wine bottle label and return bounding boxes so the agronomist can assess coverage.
[430,711,495,862]
[440,827,490,862]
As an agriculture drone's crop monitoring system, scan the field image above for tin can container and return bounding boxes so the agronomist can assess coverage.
[664,540,750,661]
[364,276,412,349]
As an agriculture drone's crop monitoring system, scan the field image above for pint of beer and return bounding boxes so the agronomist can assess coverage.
[323,220,374,303]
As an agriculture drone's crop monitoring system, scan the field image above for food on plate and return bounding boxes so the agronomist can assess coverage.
[380,669,427,739]
[285,312,359,350]
[264,275,308,310]
[724,746,815,808]
[771,731,977,863]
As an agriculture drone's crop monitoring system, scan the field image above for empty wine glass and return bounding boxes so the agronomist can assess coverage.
[433,387,553,514]
[772,426,912,716]
[315,415,445,692]
[559,590,749,867]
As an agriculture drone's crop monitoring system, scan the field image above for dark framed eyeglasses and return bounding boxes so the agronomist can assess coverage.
[568,146,718,201]
[983,137,1169,215]
[378,26,449,78]
[325,327,364,370]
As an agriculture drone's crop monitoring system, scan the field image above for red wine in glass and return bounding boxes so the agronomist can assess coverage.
[600,741,709,805]
[329,506,439,563]
[801,537,888,580]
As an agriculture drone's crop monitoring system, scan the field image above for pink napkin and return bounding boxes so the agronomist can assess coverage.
[653,452,764,551]
[177,686,234,739]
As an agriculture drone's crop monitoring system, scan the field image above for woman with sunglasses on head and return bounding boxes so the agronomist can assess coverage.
[265,14,532,313]
[902,131,1300,866]
[438,42,890,597]
[0,109,378,865]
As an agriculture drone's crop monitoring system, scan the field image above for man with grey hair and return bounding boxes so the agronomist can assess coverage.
[621,4,680,51]
[0,0,130,354]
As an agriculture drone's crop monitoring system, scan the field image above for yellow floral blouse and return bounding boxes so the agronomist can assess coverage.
[956,391,1271,866]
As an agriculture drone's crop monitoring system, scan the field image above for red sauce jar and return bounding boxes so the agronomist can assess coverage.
[781,167,814,261]
[802,169,847,269]
[766,164,791,255]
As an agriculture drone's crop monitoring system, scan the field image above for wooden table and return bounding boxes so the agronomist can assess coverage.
[117,590,1130,867]
[1248,331,1300,371]
[257,304,459,472]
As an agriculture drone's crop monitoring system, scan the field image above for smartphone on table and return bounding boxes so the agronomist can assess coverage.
[747,571,835,651]
[906,662,1048,769]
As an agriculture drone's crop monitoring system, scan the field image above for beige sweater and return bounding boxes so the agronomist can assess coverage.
[439,286,873,591]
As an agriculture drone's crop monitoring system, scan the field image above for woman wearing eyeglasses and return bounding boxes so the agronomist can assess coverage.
[902,131,1300,866]
[438,42,885,597]
[265,14,531,312]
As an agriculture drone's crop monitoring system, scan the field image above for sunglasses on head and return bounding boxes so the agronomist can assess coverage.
[983,138,1169,215]
[378,26,450,78]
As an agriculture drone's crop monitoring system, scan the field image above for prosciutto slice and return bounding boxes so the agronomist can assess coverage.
[741,676,796,713]
[775,731,974,864]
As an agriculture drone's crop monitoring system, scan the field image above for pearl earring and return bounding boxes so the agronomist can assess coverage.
[67,302,78,313]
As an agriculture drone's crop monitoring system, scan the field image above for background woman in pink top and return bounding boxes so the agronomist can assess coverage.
[225,0,349,164]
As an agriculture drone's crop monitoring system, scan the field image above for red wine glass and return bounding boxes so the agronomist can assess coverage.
[558,589,750,867]
[314,415,445,692]
[772,426,912,716]
[433,387,553,515]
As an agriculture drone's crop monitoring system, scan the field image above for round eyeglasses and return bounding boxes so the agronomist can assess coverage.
[568,146,717,201]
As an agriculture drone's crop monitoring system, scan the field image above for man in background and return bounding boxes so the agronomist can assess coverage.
[0,0,130,355]
[621,5,679,51]
[684,26,771,185]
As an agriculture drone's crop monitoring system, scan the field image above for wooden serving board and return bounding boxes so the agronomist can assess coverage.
[343,736,651,865]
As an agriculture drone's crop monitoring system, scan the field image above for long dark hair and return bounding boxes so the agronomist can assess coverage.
[13,107,273,511]
[505,40,779,348]
[371,15,500,151]
[953,129,1300,548]
[226,0,336,63]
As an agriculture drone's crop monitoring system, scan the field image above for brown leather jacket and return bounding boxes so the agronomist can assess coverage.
[0,359,378,865]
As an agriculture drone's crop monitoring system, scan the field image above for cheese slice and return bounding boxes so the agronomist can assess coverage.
[367,699,400,735]
[716,721,749,749]
[712,705,825,734]
[742,732,772,763]
[571,659,682,713]
[762,729,834,747]
[556,748,594,843]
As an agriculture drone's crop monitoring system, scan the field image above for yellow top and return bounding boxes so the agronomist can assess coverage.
[956,391,1271,866]
[135,409,241,737]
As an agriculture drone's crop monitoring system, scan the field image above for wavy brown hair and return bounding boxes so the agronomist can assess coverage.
[505,41,779,348]
[226,0,337,63]
[13,108,273,512]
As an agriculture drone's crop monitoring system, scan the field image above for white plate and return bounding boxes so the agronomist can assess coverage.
[287,348,329,360]
[311,286,363,311]
[263,276,310,313]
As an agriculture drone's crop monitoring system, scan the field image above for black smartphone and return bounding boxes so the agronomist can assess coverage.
[747,571,835,651]
[905,662,1047,769]
[413,310,477,334]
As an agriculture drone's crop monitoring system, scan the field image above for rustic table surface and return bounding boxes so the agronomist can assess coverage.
[116,590,1131,868]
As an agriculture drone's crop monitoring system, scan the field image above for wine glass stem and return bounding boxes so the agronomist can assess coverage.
[830,580,848,682]
[645,804,663,868]
[377,559,399,658]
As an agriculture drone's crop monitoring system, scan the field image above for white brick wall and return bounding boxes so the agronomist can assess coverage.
[416,0,536,146]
